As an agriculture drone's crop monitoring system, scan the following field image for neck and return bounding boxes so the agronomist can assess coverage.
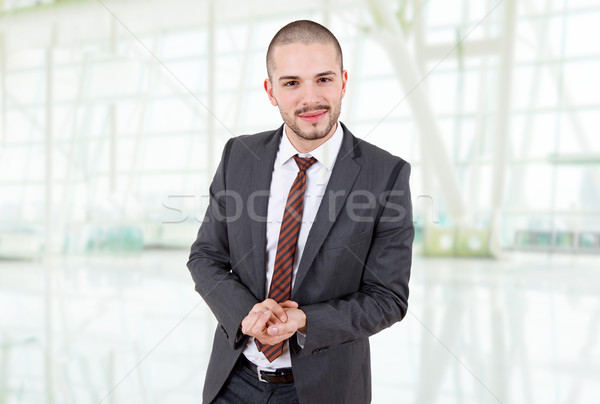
[285,122,338,154]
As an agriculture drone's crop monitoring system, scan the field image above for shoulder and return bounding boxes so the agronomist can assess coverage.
[341,124,410,173]
[356,137,408,168]
[226,127,281,157]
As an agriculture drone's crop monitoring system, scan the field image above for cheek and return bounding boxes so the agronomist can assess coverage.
[275,95,296,113]
[324,87,343,102]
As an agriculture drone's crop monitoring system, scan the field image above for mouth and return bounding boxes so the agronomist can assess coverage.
[297,109,328,124]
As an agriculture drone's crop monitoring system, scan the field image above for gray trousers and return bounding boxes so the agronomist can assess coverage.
[211,360,300,404]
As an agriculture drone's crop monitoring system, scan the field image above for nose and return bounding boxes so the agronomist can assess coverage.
[300,82,321,106]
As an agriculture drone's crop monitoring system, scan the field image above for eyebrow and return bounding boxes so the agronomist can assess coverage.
[278,71,338,81]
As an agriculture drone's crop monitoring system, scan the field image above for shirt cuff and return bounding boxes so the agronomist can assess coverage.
[296,330,306,348]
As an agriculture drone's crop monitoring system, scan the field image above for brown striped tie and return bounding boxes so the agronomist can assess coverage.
[257,155,317,362]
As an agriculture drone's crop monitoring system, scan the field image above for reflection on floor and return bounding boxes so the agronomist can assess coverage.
[1,251,598,403]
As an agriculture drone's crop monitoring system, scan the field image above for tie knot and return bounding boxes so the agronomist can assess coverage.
[293,155,317,172]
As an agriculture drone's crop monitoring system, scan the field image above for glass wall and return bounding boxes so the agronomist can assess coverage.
[1,0,599,258]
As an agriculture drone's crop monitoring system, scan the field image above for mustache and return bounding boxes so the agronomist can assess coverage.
[295,105,330,115]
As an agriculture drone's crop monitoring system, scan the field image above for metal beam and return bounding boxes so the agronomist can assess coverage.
[45,28,55,252]
[0,31,6,155]
[489,0,517,256]
[207,0,216,172]
[44,23,57,404]
[413,0,435,216]
[465,3,494,219]
[109,103,116,193]
[367,0,467,220]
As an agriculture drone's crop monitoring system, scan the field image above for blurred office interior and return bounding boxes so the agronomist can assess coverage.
[0,0,599,403]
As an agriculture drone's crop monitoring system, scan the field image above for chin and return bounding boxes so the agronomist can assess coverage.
[300,123,334,140]
[298,129,329,141]
[284,114,337,142]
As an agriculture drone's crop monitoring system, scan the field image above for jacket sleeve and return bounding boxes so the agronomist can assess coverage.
[297,162,414,356]
[187,138,259,349]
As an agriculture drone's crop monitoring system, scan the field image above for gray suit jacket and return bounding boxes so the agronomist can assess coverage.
[188,123,414,404]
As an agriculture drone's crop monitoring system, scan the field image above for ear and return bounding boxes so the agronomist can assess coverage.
[264,78,278,106]
[340,70,348,99]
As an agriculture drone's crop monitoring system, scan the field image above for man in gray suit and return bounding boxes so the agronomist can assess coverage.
[188,20,414,403]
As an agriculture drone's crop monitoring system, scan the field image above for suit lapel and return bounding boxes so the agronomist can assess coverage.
[292,124,362,296]
[250,126,282,300]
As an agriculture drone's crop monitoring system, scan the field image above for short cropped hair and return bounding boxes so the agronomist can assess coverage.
[266,20,343,79]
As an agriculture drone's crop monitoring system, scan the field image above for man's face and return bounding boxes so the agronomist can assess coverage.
[264,42,347,144]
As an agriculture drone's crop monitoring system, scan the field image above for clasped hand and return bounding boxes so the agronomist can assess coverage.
[241,299,306,346]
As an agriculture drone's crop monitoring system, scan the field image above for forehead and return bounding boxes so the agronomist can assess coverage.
[270,42,340,78]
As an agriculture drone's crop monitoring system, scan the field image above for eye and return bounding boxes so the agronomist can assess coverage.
[284,80,298,87]
[318,77,332,83]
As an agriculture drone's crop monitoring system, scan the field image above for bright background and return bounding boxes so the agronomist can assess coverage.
[0,0,598,403]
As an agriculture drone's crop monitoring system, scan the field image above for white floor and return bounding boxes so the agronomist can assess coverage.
[1,251,598,403]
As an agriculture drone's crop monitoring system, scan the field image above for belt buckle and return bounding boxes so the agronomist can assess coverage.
[256,365,270,383]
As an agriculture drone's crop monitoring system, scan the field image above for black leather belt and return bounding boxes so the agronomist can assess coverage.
[240,355,294,383]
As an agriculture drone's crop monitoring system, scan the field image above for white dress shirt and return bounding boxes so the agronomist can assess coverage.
[242,122,344,370]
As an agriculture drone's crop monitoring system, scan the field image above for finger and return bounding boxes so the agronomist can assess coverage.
[267,311,284,325]
[250,302,269,315]
[251,310,271,335]
[241,311,258,334]
[262,299,288,323]
[245,303,282,334]
[242,310,264,335]
[258,333,293,346]
[267,324,297,339]
[254,309,282,326]
[267,319,292,336]
[280,300,299,309]
[242,310,265,335]
[267,325,280,336]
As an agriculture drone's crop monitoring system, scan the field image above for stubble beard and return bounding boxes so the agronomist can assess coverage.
[282,103,341,141]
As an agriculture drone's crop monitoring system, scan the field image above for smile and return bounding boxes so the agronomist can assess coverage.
[298,110,328,123]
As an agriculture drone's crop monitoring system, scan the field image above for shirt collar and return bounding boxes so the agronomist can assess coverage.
[277,122,344,171]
